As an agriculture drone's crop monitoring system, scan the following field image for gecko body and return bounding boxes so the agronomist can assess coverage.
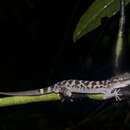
[1,0,128,102]
[0,72,130,101]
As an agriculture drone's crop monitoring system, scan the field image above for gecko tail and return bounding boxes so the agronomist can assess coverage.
[0,86,54,96]
[0,89,42,96]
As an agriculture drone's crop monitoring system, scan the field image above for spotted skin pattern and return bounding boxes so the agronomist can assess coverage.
[51,73,130,101]
[0,72,130,101]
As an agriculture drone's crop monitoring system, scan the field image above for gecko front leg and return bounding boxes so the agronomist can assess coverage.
[53,85,73,102]
[112,89,122,101]
[103,88,122,101]
[60,87,74,102]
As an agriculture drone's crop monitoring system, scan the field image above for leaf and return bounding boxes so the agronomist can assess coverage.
[73,0,130,43]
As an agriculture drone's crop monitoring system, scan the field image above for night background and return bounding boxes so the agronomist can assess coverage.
[0,0,130,129]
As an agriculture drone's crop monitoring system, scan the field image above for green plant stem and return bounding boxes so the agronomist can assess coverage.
[0,93,110,107]
[0,93,61,107]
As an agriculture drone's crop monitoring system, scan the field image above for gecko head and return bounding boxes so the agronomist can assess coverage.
[111,72,130,88]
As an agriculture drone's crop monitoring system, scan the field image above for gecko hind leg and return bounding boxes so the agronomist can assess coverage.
[59,88,74,103]
[103,89,122,101]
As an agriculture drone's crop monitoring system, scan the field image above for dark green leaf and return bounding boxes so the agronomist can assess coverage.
[73,0,130,42]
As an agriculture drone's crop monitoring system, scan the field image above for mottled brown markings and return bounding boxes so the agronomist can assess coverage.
[101,80,105,84]
[75,80,80,85]
[97,81,105,88]
[103,80,108,86]
[111,73,130,83]
[106,80,111,85]
[74,80,80,88]
[69,80,76,88]
[77,82,81,89]
[94,85,100,88]
[53,83,60,93]
[91,81,97,86]
[80,81,89,88]
[80,83,86,88]
[90,81,101,88]
[84,81,89,85]
[86,81,93,88]
[68,80,73,84]
[102,80,111,88]
[100,81,107,88]
[82,81,91,89]
[54,78,114,94]
[78,80,87,89]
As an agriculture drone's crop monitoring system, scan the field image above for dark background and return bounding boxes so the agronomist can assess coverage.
[0,0,130,130]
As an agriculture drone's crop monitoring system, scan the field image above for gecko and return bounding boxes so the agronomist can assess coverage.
[0,72,130,101]
[0,0,128,101]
